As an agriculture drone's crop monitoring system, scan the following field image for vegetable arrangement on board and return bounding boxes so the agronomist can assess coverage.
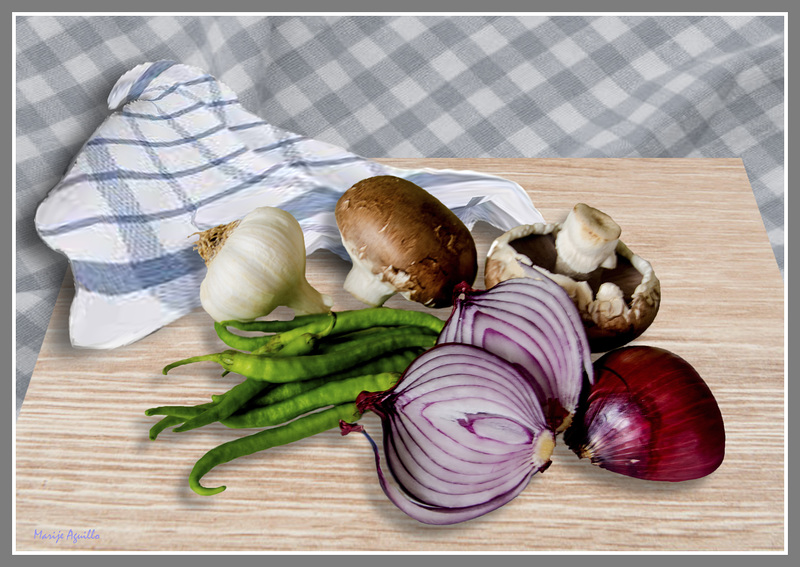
[147,175,725,526]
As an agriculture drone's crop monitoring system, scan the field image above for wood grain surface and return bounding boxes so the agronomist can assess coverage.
[15,159,785,552]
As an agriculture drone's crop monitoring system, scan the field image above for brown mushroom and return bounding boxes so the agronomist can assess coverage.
[335,175,478,308]
[485,203,660,352]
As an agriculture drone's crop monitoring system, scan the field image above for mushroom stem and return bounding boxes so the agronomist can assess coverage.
[343,256,398,307]
[554,203,621,279]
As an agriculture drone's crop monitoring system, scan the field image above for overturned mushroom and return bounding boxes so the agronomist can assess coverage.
[335,175,478,308]
[485,203,660,352]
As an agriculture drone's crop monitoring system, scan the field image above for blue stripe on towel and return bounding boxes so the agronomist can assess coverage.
[278,185,341,220]
[84,136,164,263]
[124,60,177,104]
[38,209,191,237]
[86,123,226,148]
[151,75,215,101]
[229,120,268,131]
[71,246,205,295]
[124,114,195,209]
[57,146,248,190]
[252,136,307,153]
[38,161,289,237]
[39,156,364,237]
[120,99,237,120]
[292,156,363,168]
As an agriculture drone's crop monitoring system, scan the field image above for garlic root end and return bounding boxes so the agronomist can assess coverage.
[193,220,241,266]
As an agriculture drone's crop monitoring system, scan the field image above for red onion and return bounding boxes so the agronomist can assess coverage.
[348,343,556,525]
[563,346,725,482]
[438,264,593,432]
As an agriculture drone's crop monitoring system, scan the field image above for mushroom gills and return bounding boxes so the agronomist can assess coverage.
[509,233,643,303]
[484,203,661,352]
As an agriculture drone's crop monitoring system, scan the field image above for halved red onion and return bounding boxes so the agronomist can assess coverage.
[563,346,725,482]
[439,264,593,432]
[350,343,555,525]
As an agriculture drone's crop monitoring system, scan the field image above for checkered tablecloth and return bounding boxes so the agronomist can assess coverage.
[15,15,785,417]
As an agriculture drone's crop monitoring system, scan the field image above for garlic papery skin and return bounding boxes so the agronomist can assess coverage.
[554,203,621,279]
[197,207,333,322]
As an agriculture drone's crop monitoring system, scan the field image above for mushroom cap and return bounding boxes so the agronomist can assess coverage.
[485,222,660,353]
[335,175,478,308]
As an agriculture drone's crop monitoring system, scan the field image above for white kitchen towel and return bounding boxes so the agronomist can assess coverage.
[34,61,543,349]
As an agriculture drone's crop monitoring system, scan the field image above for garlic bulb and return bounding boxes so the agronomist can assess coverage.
[195,207,333,322]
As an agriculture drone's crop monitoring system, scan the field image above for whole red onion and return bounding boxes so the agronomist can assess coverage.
[564,346,725,482]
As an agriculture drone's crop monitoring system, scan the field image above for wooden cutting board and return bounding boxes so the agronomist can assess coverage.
[15,159,785,552]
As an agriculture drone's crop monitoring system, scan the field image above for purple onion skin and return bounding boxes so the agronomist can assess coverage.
[352,342,555,525]
[563,346,725,482]
[441,278,593,433]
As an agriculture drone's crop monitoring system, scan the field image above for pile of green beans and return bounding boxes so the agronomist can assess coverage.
[146,307,444,496]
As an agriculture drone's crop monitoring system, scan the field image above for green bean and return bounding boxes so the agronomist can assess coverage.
[253,331,320,356]
[223,314,330,333]
[215,308,444,352]
[312,326,436,356]
[149,415,184,441]
[261,308,443,353]
[317,347,421,378]
[347,307,444,334]
[211,390,253,405]
[318,326,391,344]
[255,314,335,355]
[163,332,436,382]
[210,385,275,405]
[257,312,335,353]
[172,378,265,433]
[236,376,330,411]
[217,343,419,409]
[218,327,323,377]
[214,314,330,350]
[145,381,245,422]
[214,322,266,351]
[189,403,362,496]
[224,331,320,378]
[145,402,213,420]
[221,329,322,384]
[160,327,323,429]
[221,372,398,429]
[240,349,421,410]
[315,326,435,356]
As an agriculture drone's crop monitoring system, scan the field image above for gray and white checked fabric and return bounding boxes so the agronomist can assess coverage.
[16,15,785,417]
